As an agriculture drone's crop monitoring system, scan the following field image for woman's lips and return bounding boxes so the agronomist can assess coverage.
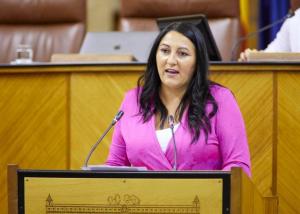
[165,68,179,74]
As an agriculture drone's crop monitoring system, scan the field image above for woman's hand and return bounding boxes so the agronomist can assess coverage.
[238,48,258,62]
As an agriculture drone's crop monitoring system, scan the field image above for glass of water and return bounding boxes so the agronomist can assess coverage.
[15,44,33,64]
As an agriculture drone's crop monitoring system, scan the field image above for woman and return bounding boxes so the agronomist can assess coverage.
[106,22,251,176]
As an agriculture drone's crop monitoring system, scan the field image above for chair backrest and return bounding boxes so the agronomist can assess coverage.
[119,0,241,61]
[0,0,86,63]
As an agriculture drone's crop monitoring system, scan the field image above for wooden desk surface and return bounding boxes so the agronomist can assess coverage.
[1,61,300,73]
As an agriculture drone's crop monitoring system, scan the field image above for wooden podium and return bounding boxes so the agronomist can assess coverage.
[8,165,277,214]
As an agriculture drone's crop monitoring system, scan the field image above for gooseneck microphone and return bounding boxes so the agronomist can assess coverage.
[230,9,295,61]
[83,110,124,169]
[168,115,177,171]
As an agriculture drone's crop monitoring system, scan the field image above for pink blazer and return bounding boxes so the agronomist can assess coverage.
[106,85,251,177]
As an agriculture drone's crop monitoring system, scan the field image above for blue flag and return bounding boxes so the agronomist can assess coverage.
[259,0,290,49]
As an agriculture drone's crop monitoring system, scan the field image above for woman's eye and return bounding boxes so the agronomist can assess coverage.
[178,51,189,57]
[160,48,169,54]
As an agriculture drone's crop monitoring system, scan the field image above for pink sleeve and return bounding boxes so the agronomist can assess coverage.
[215,89,251,177]
[105,96,131,166]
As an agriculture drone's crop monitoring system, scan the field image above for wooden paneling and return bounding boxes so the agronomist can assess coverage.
[211,71,274,196]
[231,167,278,214]
[0,73,68,214]
[70,71,138,168]
[278,72,300,214]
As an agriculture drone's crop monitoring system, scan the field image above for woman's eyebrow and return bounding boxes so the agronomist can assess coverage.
[178,47,190,51]
[159,43,170,47]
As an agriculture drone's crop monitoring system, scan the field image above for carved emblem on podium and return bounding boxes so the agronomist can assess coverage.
[46,193,200,213]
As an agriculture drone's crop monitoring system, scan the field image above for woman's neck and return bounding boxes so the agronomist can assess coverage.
[155,86,186,130]
[159,85,186,116]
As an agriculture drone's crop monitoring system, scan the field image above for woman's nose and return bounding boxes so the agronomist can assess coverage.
[166,52,177,65]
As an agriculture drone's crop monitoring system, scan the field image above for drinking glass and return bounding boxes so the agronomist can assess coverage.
[15,44,33,64]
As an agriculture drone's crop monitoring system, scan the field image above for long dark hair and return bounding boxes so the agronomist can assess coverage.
[137,22,218,143]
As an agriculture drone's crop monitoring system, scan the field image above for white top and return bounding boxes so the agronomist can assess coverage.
[265,8,300,52]
[156,123,180,153]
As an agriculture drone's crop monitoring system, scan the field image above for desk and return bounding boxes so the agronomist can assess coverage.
[1,62,300,214]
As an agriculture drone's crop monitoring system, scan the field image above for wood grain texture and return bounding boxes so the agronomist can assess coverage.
[231,167,278,214]
[278,72,300,214]
[0,73,68,213]
[70,71,139,168]
[212,71,274,196]
[7,164,17,214]
[23,176,222,213]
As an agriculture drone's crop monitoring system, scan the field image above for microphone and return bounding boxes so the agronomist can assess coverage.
[168,115,177,171]
[231,9,295,61]
[83,110,124,169]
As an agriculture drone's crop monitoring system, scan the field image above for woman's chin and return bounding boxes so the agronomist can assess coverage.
[162,81,187,91]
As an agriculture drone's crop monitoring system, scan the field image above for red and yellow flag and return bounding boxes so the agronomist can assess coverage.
[240,0,250,48]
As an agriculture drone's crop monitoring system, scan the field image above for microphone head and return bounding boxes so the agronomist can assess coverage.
[115,110,124,121]
[112,110,124,125]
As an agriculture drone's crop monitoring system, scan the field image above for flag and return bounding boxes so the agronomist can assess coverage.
[240,0,250,48]
[259,0,290,49]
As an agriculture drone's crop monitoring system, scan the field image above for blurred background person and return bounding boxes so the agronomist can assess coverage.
[239,0,300,61]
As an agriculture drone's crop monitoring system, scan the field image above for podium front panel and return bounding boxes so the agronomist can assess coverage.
[18,170,230,214]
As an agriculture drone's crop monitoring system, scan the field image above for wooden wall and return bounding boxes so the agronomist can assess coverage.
[277,71,300,213]
[0,63,299,214]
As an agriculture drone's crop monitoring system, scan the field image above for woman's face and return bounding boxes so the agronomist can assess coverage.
[156,31,196,91]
